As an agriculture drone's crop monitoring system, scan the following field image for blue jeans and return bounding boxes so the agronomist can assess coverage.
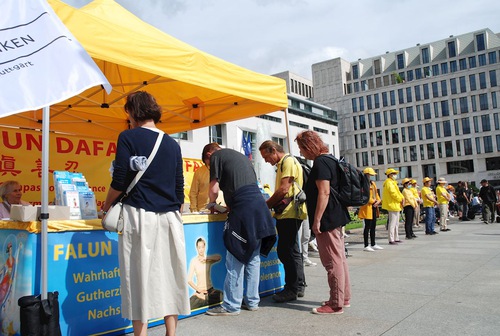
[424,206,435,233]
[221,241,261,312]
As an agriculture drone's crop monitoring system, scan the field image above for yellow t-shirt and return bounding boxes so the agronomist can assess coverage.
[421,186,435,207]
[274,155,307,220]
[436,185,449,205]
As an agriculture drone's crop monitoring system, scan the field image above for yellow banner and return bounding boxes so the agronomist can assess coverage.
[0,127,202,208]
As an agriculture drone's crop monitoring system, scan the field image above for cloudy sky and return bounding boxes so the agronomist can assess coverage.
[64,0,500,79]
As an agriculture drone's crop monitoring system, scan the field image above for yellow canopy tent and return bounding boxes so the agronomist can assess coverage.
[0,0,287,138]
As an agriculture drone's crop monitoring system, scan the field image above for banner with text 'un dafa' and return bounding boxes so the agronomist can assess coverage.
[0,0,111,115]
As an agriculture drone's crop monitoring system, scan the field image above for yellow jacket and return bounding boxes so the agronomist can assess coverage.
[189,165,210,212]
[358,181,380,219]
[382,177,403,212]
[402,188,417,208]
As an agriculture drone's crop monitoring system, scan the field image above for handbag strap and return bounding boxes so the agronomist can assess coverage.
[124,131,164,196]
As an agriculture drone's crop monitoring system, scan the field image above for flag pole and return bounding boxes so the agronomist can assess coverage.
[40,106,50,300]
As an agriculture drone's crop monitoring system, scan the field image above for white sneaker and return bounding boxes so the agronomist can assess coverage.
[363,246,375,252]
[343,234,350,238]
[372,245,384,250]
[304,259,317,266]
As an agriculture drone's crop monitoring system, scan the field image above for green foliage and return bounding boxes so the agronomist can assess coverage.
[346,210,387,231]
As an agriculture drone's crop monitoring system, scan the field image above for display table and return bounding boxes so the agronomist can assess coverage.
[0,214,283,335]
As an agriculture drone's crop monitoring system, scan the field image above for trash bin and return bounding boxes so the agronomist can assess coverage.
[18,291,61,336]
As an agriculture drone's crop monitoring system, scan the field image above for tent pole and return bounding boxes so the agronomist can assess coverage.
[41,106,50,300]
[284,108,292,152]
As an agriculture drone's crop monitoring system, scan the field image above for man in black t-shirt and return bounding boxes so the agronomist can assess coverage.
[455,181,470,221]
[479,179,496,224]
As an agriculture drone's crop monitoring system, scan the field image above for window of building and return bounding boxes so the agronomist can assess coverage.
[410,145,417,161]
[427,143,435,159]
[437,142,443,158]
[405,88,412,103]
[353,82,359,93]
[399,108,405,123]
[376,77,382,88]
[377,149,384,164]
[473,116,479,132]
[469,74,477,91]
[361,80,368,91]
[421,47,430,63]
[459,76,467,93]
[450,60,457,73]
[432,82,439,98]
[272,137,285,147]
[486,157,500,170]
[418,124,423,140]
[397,53,405,69]
[441,100,450,117]
[289,120,309,129]
[434,102,440,118]
[209,124,224,144]
[374,59,381,75]
[490,70,497,87]
[459,58,467,70]
[408,126,416,141]
[360,133,367,148]
[445,141,454,157]
[374,112,381,127]
[425,123,433,139]
[441,80,448,96]
[454,119,460,135]
[415,85,421,101]
[359,97,365,111]
[403,147,408,162]
[406,107,414,122]
[401,126,406,142]
[415,68,422,79]
[464,138,473,155]
[432,64,440,76]
[393,148,401,163]
[479,94,489,111]
[447,160,474,174]
[406,70,414,82]
[484,136,493,153]
[497,135,500,151]
[352,64,359,79]
[475,137,481,154]
[456,139,461,155]
[476,33,485,51]
[450,78,457,94]
[443,120,452,137]
[359,114,366,129]
[478,54,486,66]
[392,128,399,143]
[376,131,383,146]
[374,93,380,108]
[435,121,441,138]
[494,113,500,130]
[416,105,422,120]
[423,103,432,119]
[368,113,373,128]
[371,151,376,165]
[383,75,390,86]
[313,127,328,134]
[390,91,396,106]
[369,132,374,146]
[493,92,498,109]
[398,89,404,104]
[383,111,388,126]
[479,72,487,89]
[382,92,388,107]
[386,149,391,164]
[367,95,373,109]
[452,98,458,115]
[459,97,468,113]
[170,131,188,140]
[488,51,497,64]
[424,66,431,77]
[423,84,430,99]
[351,98,358,112]
[469,56,477,68]
[481,114,491,131]
[441,62,448,74]
[471,95,477,112]
[462,118,471,134]
[448,41,457,57]
[385,129,390,144]
[390,109,397,125]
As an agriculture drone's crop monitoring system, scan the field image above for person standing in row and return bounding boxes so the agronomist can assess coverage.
[401,178,417,239]
[455,181,470,221]
[411,179,422,228]
[382,168,403,245]
[102,91,190,336]
[259,140,307,302]
[436,178,451,231]
[479,179,496,224]
[421,177,438,235]
[295,130,351,315]
[203,143,276,316]
[358,167,383,252]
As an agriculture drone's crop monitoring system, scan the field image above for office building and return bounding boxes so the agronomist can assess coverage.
[312,28,500,187]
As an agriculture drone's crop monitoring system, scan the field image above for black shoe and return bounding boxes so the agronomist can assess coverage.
[297,289,305,298]
[411,235,417,238]
[272,289,297,303]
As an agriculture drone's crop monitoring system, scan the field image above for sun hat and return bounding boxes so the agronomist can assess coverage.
[422,177,433,183]
[401,178,411,185]
[385,168,399,176]
[437,177,447,184]
[363,167,377,175]
[411,179,417,184]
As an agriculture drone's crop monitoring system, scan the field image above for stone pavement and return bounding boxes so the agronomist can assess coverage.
[147,217,500,336]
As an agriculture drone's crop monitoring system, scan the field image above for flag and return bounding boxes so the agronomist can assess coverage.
[0,0,111,116]
[242,132,253,160]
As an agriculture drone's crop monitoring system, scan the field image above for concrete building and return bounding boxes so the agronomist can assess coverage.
[312,28,500,188]
[175,71,339,191]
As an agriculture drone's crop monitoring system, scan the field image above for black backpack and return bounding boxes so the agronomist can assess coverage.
[326,155,370,207]
[281,154,311,186]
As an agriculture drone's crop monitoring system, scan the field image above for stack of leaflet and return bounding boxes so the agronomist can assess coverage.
[53,171,98,220]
